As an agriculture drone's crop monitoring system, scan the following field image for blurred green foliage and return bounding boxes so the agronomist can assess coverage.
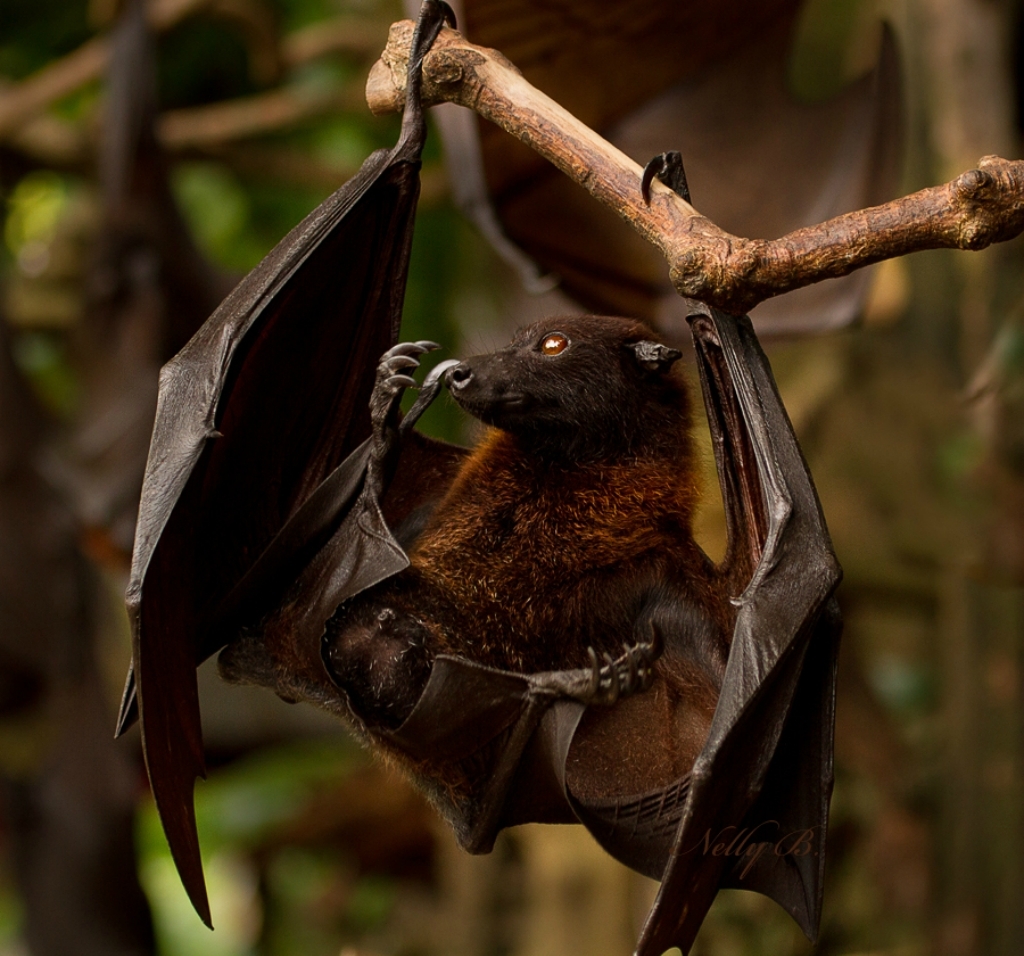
[3,171,72,257]
[788,0,873,102]
[0,0,91,79]
[136,739,387,956]
[158,20,260,109]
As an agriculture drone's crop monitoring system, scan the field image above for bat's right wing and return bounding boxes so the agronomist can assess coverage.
[633,304,842,956]
[119,1,454,925]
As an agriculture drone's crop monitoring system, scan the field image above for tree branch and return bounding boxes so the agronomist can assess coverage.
[0,2,388,145]
[366,20,1024,315]
[0,0,210,139]
[158,86,365,149]
[1,82,375,173]
[282,17,390,68]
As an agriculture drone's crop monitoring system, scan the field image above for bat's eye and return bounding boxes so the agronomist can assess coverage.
[540,333,569,355]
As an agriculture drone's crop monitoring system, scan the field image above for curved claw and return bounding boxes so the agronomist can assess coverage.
[401,358,462,434]
[388,374,418,390]
[422,358,460,391]
[602,651,620,703]
[585,647,601,698]
[384,354,421,374]
[381,340,439,362]
[640,157,661,205]
[438,0,457,28]
[641,151,692,205]
[622,644,639,693]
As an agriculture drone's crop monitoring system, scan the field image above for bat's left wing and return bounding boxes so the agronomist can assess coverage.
[120,1,454,925]
[633,303,842,956]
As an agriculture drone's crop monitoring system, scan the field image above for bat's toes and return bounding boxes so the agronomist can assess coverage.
[602,651,621,703]
[378,354,423,395]
[588,632,664,704]
[581,646,618,705]
[585,647,602,698]
[632,623,663,692]
[621,644,640,692]
[376,342,448,402]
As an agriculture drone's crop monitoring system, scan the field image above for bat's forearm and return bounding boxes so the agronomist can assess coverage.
[366,20,1024,315]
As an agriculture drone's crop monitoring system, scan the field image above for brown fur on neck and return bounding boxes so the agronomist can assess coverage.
[403,423,710,673]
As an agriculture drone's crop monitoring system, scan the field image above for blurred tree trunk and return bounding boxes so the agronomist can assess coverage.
[0,308,155,955]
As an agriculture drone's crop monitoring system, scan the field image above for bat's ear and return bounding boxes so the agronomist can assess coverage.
[627,340,683,373]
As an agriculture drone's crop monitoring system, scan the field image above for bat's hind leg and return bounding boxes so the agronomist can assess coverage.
[324,609,664,737]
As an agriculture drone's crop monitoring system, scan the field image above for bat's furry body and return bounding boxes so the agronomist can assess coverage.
[327,317,720,708]
[319,315,728,807]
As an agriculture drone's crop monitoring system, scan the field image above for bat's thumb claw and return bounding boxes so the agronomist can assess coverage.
[602,651,620,702]
[585,647,601,697]
[401,359,461,434]
[422,358,460,390]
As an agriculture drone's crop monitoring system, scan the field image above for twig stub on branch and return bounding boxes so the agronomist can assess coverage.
[366,20,1024,315]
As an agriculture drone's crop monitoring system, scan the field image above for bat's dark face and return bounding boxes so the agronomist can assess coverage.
[446,315,688,463]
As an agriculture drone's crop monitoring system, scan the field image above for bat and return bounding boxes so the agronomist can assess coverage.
[117,2,842,952]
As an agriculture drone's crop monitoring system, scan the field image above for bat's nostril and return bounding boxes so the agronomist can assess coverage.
[447,364,473,389]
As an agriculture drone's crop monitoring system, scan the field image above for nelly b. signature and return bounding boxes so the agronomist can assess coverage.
[681,822,820,880]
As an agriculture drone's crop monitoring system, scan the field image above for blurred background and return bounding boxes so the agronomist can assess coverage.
[1,0,1023,954]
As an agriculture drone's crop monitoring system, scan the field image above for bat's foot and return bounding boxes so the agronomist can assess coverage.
[365,340,443,496]
[528,625,663,707]
[583,623,664,705]
[370,340,441,434]
[641,151,692,205]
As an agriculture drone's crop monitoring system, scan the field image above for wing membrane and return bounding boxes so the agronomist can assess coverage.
[123,3,453,923]
[635,305,841,956]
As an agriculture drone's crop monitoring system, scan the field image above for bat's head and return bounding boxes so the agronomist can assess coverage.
[446,314,688,463]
